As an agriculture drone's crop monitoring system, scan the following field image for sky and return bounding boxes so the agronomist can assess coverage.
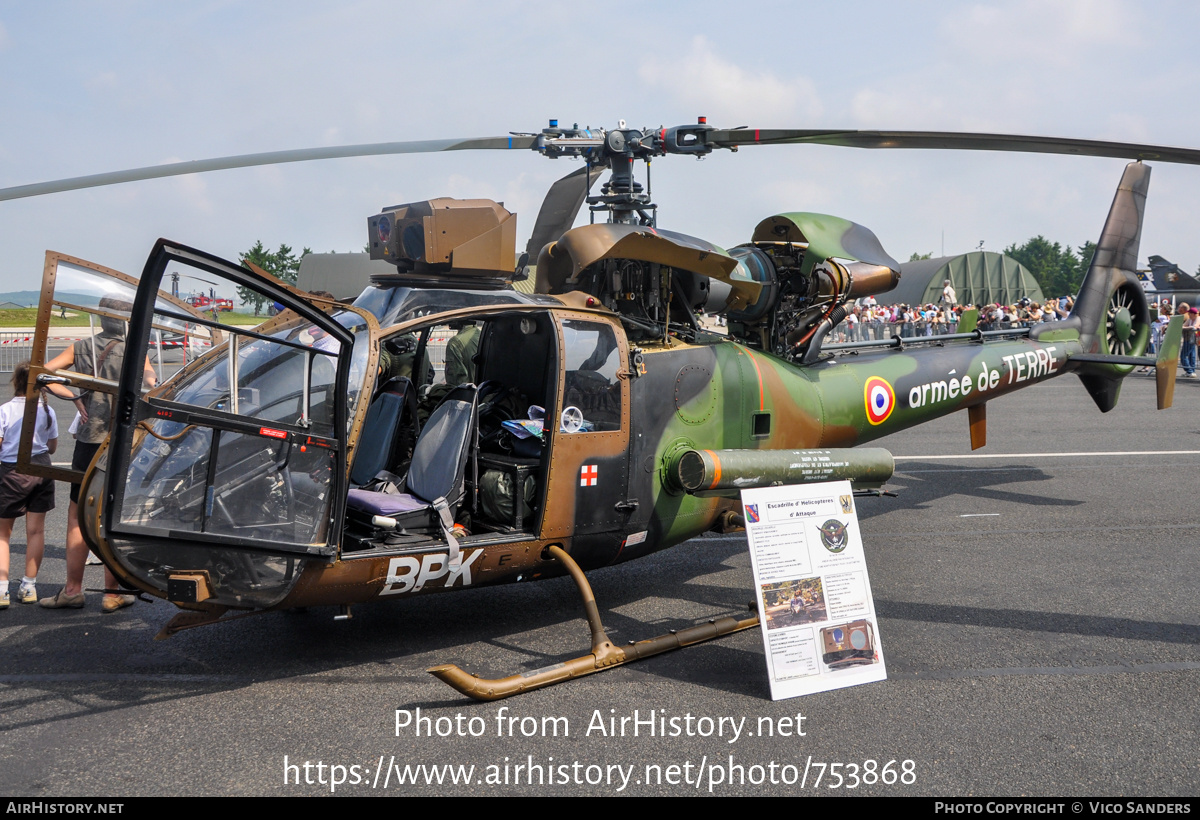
[2,1,1200,296]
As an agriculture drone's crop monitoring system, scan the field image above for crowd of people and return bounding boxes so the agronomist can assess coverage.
[1150,299,1200,378]
[830,282,1078,343]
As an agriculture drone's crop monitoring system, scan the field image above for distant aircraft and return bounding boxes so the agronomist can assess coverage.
[1139,255,1200,307]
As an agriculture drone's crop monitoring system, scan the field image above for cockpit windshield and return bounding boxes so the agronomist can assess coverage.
[353,285,559,329]
[151,308,370,436]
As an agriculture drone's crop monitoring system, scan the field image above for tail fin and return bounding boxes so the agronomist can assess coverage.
[1063,162,1153,411]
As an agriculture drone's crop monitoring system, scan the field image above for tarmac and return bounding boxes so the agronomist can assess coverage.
[0,373,1196,797]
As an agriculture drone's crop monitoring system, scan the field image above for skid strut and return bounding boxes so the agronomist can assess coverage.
[427,545,760,701]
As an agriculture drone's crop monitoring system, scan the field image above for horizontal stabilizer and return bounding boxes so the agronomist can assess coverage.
[1069,353,1154,366]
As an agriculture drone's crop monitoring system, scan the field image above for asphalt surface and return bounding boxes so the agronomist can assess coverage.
[0,372,1197,797]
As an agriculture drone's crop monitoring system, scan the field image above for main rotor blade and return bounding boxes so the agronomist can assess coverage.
[0,135,538,203]
[707,130,1200,165]
[176,273,224,288]
[525,165,605,258]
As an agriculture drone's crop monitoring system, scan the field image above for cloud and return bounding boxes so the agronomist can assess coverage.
[153,156,214,214]
[845,0,1153,134]
[86,71,118,91]
[851,88,951,129]
[638,35,823,122]
[940,0,1140,67]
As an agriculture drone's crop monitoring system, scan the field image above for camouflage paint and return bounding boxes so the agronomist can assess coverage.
[65,163,1157,623]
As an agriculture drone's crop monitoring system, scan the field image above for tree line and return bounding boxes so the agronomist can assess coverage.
[238,241,312,315]
[1002,237,1098,298]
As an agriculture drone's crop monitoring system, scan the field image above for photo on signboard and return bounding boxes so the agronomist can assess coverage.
[820,619,881,672]
[760,576,828,631]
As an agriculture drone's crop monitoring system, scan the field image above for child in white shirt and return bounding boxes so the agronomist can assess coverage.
[0,361,58,607]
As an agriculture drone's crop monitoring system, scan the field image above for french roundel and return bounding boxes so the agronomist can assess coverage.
[864,376,895,425]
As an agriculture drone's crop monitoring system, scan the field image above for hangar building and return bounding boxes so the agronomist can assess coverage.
[885,251,1044,306]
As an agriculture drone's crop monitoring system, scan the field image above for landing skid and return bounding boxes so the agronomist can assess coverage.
[428,545,760,701]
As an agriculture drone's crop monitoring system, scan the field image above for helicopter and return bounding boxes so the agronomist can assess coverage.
[1,120,1193,702]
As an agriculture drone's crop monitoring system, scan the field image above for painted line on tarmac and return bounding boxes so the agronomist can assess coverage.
[0,673,237,684]
[0,672,431,685]
[895,449,1200,460]
[891,660,1200,681]
[874,522,1200,537]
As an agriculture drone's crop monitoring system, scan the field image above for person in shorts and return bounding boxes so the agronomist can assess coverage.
[39,296,155,611]
[0,361,57,608]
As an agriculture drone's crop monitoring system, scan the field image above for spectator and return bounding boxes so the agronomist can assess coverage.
[1182,305,1200,378]
[0,362,57,607]
[843,309,859,342]
[941,279,957,308]
[39,297,156,611]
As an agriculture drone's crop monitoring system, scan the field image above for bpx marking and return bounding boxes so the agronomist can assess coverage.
[864,376,895,425]
[379,550,482,595]
[580,464,598,486]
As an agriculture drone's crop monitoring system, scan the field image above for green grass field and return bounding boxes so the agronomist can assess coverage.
[0,308,266,328]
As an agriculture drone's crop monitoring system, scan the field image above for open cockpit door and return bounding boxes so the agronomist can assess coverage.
[19,252,220,483]
[103,241,377,580]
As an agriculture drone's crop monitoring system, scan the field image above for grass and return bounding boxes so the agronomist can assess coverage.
[0,308,266,329]
[217,311,269,326]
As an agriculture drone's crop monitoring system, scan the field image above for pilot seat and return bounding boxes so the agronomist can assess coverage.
[343,384,479,556]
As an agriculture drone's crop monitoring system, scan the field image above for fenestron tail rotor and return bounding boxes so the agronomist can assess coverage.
[1105,283,1148,357]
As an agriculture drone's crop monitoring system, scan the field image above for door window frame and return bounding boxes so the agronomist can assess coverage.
[104,239,371,559]
[19,251,219,483]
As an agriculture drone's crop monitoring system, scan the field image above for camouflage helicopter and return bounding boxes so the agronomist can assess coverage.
[2,121,1193,701]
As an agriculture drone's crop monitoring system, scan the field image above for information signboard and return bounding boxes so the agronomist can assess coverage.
[741,480,888,700]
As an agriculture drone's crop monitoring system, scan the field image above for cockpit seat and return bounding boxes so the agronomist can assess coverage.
[349,376,418,488]
[344,384,478,550]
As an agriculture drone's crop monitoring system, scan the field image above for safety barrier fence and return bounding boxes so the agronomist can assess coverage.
[0,332,33,372]
[827,319,1043,343]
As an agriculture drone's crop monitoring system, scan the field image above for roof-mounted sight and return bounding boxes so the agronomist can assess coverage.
[367,198,516,286]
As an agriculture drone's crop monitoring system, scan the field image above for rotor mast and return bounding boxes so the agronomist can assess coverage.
[526,117,716,226]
